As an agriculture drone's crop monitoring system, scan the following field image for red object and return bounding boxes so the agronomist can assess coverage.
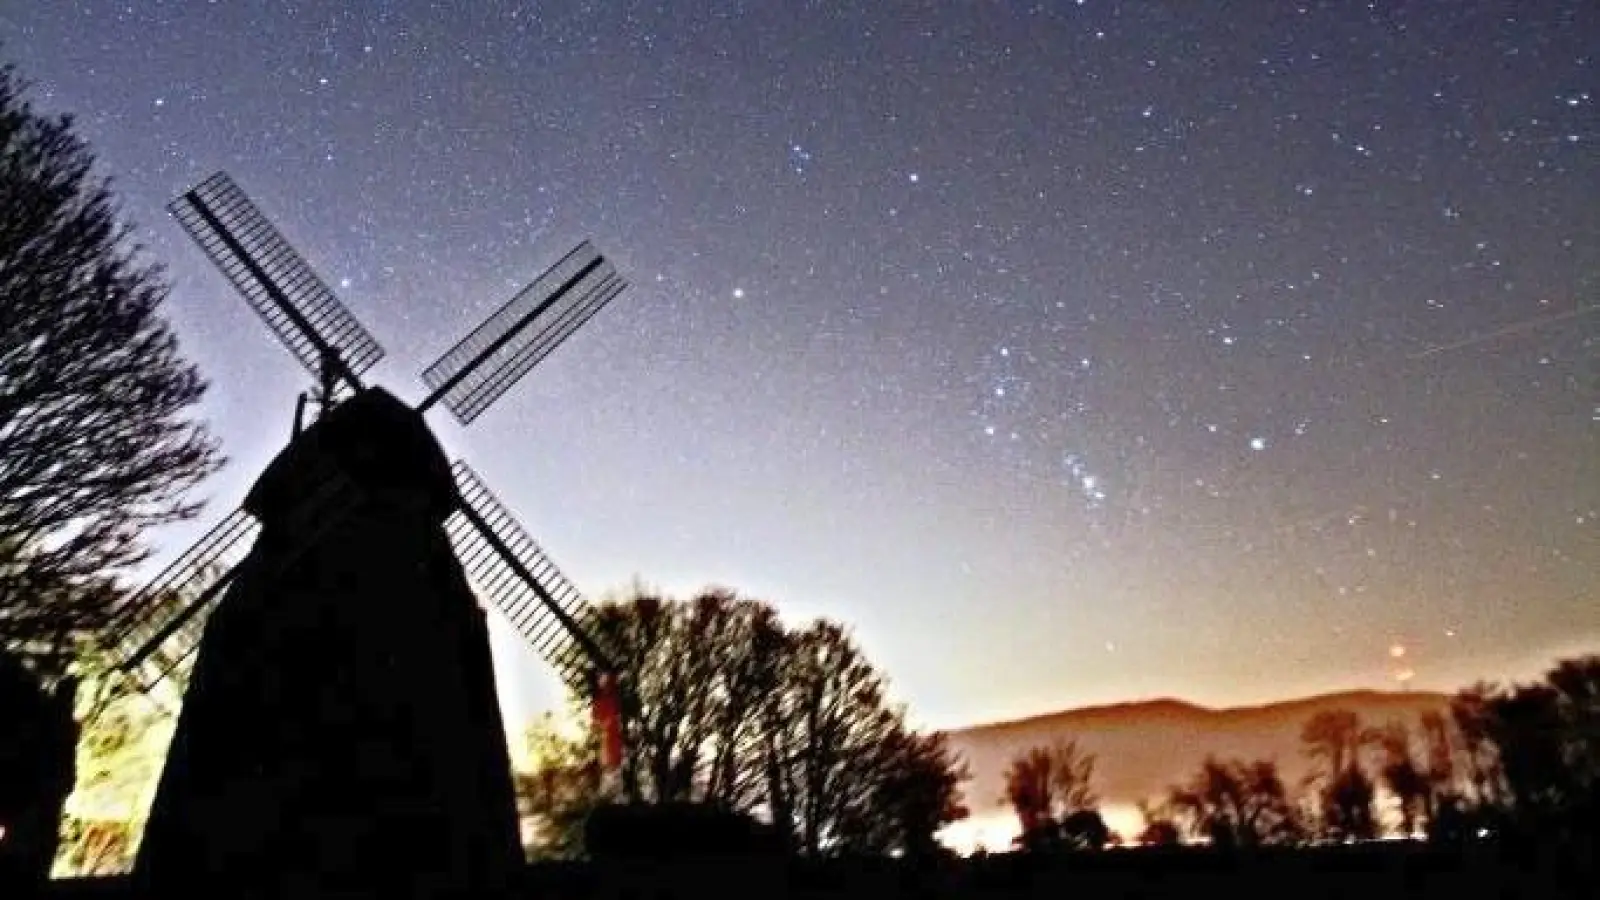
[592,671,624,771]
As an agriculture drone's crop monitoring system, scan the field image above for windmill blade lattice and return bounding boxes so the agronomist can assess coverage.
[445,461,608,688]
[169,172,385,389]
[421,242,625,425]
[106,508,259,692]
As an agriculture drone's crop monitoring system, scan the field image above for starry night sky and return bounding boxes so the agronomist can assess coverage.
[4,2,1595,729]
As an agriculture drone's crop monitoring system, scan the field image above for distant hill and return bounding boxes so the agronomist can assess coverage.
[940,690,1450,849]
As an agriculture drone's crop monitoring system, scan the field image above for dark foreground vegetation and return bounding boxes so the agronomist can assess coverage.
[37,842,1600,900]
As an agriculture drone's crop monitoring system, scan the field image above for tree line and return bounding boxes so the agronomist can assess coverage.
[1000,654,1600,851]
[512,586,970,860]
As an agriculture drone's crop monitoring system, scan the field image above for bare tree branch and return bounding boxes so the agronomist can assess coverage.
[0,63,221,676]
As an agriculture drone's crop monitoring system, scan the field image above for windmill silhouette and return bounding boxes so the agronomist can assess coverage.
[103,172,628,896]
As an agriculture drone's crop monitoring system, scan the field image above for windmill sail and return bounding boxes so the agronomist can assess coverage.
[444,460,610,688]
[106,508,259,692]
[420,242,626,425]
[169,172,385,390]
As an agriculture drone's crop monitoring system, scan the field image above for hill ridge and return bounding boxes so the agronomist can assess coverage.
[952,688,1451,736]
[938,687,1454,850]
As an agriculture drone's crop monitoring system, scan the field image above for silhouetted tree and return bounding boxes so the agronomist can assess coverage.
[769,620,905,855]
[1301,708,1378,840]
[1135,799,1182,847]
[1449,683,1506,809]
[1168,757,1303,849]
[1301,708,1366,778]
[1002,747,1054,840]
[1544,656,1600,808]
[1376,720,1430,837]
[1059,808,1110,850]
[1001,739,1097,850]
[839,726,969,858]
[1466,657,1600,839]
[571,587,967,857]
[580,587,783,808]
[1434,657,1600,844]
[1137,819,1182,847]
[0,63,219,682]
[1416,709,1459,827]
[1322,763,1379,841]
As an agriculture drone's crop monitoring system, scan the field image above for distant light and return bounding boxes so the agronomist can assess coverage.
[732,287,745,299]
[1249,436,1267,451]
[1390,643,1406,659]
[908,172,920,183]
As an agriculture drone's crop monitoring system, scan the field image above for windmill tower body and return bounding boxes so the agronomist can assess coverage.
[136,389,521,897]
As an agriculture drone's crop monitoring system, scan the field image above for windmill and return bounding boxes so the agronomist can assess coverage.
[104,172,628,896]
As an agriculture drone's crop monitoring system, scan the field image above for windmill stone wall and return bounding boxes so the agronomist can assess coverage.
[135,388,522,898]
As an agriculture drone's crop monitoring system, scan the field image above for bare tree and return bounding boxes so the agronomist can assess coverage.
[572,587,967,857]
[0,63,220,681]
[582,587,792,808]
[1168,757,1303,848]
[1300,708,1366,777]
[1376,720,1430,837]
[835,725,969,857]
[1322,762,1379,841]
[1300,708,1378,840]
[1449,683,1506,808]
[1544,656,1600,799]
[1417,710,1457,807]
[774,620,903,855]
[1001,739,1098,849]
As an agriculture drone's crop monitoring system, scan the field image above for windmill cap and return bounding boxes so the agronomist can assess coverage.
[245,387,457,526]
